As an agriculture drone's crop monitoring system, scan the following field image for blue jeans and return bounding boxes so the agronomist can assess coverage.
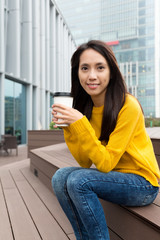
[52,167,159,240]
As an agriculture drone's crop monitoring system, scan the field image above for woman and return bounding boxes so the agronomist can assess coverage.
[52,40,160,240]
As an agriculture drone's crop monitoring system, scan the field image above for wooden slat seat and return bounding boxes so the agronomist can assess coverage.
[30,142,160,240]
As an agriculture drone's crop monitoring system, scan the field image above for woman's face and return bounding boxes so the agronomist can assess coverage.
[78,48,110,107]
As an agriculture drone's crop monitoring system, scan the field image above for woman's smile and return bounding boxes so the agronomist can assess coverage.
[87,83,100,89]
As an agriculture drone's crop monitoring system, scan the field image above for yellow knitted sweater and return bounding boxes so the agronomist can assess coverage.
[63,94,160,187]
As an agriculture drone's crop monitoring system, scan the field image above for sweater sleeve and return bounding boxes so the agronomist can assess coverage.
[63,97,142,172]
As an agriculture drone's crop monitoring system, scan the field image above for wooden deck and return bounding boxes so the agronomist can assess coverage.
[30,142,160,240]
[0,159,75,240]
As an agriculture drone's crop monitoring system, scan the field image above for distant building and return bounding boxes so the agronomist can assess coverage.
[56,0,160,117]
[55,0,102,46]
[0,0,76,144]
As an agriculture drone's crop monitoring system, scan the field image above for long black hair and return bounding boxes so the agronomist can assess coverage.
[71,40,127,143]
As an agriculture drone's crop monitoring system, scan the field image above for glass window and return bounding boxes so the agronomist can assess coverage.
[146,26,154,35]
[147,48,154,61]
[139,27,146,36]
[138,50,146,61]
[139,18,145,25]
[50,94,54,107]
[146,36,154,45]
[138,38,146,47]
[139,1,146,8]
[139,9,146,16]
[145,89,155,96]
[5,79,26,144]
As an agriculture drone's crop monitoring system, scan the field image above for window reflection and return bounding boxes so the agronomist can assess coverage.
[5,79,26,144]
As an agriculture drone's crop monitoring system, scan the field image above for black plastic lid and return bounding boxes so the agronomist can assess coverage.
[54,92,71,97]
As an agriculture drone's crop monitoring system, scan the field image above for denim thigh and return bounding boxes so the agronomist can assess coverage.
[67,169,159,207]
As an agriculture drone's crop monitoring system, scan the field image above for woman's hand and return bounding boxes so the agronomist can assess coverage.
[52,104,83,126]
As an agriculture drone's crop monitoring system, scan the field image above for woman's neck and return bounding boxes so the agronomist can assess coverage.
[91,96,104,107]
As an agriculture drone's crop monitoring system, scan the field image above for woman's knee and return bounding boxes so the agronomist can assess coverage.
[66,169,88,196]
[52,167,80,193]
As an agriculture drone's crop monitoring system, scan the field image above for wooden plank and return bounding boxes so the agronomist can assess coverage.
[28,134,64,141]
[10,167,69,240]
[30,163,55,192]
[30,153,59,179]
[67,233,76,240]
[28,140,65,148]
[21,166,74,235]
[30,152,78,179]
[101,200,160,240]
[28,130,64,136]
[31,144,79,169]
[0,159,30,172]
[43,150,78,167]
[155,155,160,168]
[152,139,160,155]
[29,142,160,239]
[146,128,160,139]
[0,170,41,240]
[27,131,65,158]
[154,192,160,206]
[0,170,17,189]
[108,228,123,240]
[127,204,160,228]
[0,181,13,240]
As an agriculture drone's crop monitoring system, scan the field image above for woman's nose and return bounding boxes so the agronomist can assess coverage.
[89,69,97,79]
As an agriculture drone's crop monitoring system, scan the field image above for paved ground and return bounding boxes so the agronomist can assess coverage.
[0,145,28,167]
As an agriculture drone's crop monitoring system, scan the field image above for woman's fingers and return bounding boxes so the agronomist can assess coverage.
[52,103,70,110]
[52,107,68,116]
[52,104,83,125]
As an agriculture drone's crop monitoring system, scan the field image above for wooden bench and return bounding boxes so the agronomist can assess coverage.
[29,140,160,240]
[27,130,64,158]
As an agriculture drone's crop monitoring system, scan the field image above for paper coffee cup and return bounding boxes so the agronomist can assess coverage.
[54,92,73,127]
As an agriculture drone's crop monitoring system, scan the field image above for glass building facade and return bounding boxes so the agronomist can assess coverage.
[101,0,160,118]
[55,0,160,118]
[4,78,26,144]
[0,0,76,144]
[56,0,102,46]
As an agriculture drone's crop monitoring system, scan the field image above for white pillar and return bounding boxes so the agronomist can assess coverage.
[40,0,46,128]
[50,4,56,93]
[21,0,33,131]
[60,18,64,91]
[32,0,40,129]
[63,26,67,92]
[32,86,39,130]
[56,14,61,92]
[21,0,32,82]
[45,0,50,91]
[26,84,32,131]
[0,0,5,73]
[68,35,72,92]
[46,91,50,129]
[6,0,20,76]
[0,0,5,139]
[0,74,5,139]
[32,0,40,86]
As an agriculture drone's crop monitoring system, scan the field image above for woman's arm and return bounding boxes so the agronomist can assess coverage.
[53,98,142,172]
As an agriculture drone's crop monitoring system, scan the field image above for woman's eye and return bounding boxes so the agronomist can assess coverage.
[98,66,105,70]
[81,67,88,71]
